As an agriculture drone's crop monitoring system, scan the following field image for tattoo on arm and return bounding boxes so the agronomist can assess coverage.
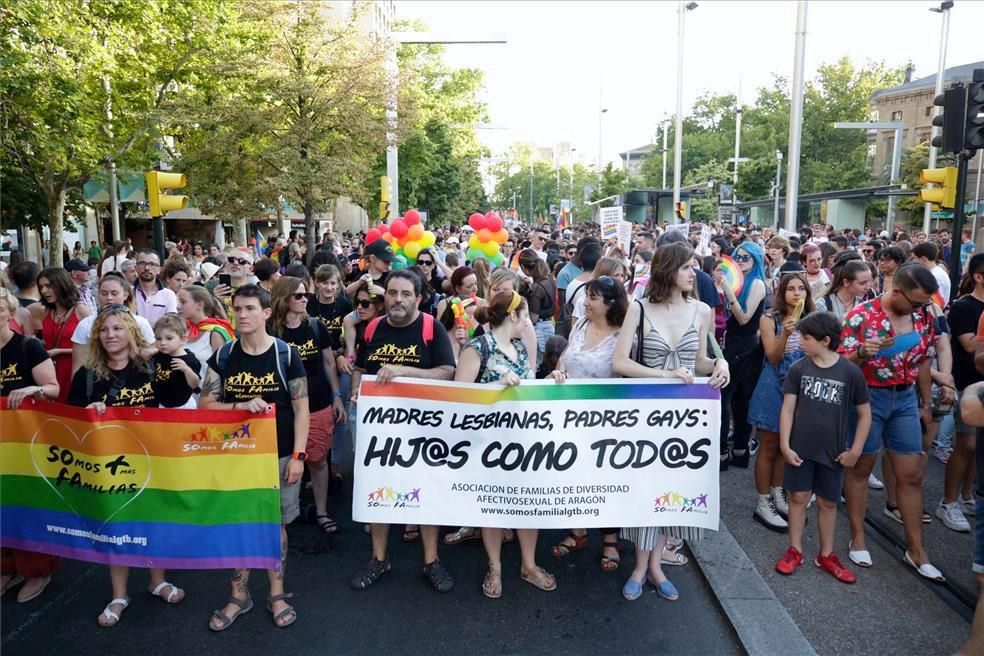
[289,377,308,400]
[201,369,222,400]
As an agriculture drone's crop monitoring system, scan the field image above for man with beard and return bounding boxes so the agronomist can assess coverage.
[132,249,176,324]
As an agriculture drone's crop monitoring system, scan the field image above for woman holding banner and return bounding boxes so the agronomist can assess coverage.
[547,276,627,571]
[613,242,730,602]
[66,305,185,627]
[454,290,555,599]
[0,288,61,602]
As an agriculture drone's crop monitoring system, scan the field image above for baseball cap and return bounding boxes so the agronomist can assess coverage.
[65,259,92,272]
[365,240,395,262]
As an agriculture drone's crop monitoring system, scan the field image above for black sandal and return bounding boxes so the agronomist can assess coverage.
[349,557,391,591]
[266,593,296,628]
[209,595,253,632]
[315,514,338,534]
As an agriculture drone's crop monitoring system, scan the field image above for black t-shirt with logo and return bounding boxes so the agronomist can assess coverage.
[67,361,159,408]
[307,295,352,351]
[277,319,334,413]
[948,295,984,390]
[207,340,307,458]
[152,350,202,408]
[356,313,455,375]
[0,333,49,395]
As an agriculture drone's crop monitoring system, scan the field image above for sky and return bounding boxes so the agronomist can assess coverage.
[394,0,984,170]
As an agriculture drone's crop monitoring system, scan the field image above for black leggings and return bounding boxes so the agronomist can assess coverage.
[720,339,763,454]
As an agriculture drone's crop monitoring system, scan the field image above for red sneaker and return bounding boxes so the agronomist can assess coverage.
[815,552,857,584]
[775,546,803,575]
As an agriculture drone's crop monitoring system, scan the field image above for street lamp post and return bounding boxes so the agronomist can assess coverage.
[784,1,808,233]
[598,107,608,181]
[529,165,534,225]
[773,150,783,230]
[924,1,953,233]
[661,122,669,189]
[673,1,698,213]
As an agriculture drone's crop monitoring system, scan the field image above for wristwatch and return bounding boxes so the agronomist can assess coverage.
[292,451,307,462]
[33,385,45,399]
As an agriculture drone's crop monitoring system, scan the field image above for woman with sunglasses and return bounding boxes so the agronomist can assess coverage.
[0,287,61,603]
[30,268,91,402]
[454,291,553,599]
[547,276,627,571]
[269,277,346,535]
[715,241,768,470]
[70,274,157,378]
[613,242,730,601]
[66,305,185,626]
[748,273,814,532]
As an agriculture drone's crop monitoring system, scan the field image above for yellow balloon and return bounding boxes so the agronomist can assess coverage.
[469,234,481,249]
[420,231,436,248]
[482,240,499,257]
[404,242,421,261]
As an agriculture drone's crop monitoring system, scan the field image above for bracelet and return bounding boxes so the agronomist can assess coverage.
[332,391,342,398]
[232,402,238,411]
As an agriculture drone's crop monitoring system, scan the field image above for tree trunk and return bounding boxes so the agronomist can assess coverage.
[232,218,247,248]
[304,199,315,268]
[47,186,67,268]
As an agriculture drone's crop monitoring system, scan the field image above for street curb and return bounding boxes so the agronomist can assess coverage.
[690,519,819,656]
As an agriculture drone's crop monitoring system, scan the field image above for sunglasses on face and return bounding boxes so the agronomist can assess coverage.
[229,258,250,265]
[417,260,434,266]
[357,299,374,308]
[733,253,752,263]
[291,293,307,301]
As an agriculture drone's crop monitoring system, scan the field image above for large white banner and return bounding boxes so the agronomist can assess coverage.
[353,378,721,530]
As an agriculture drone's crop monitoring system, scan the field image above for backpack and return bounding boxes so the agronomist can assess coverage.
[214,337,294,402]
[85,361,153,405]
[364,313,435,346]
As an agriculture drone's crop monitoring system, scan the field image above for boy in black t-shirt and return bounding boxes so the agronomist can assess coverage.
[151,314,201,408]
[777,312,871,584]
[200,285,309,631]
[350,271,456,594]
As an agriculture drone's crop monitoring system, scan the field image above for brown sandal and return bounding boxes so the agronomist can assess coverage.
[551,531,588,557]
[600,540,621,571]
[520,566,557,591]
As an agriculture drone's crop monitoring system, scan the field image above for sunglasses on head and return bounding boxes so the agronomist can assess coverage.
[733,253,752,263]
[98,303,130,315]
[357,299,374,308]
[596,275,618,292]
[230,258,250,265]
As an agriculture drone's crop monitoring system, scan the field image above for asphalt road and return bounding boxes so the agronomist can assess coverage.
[719,451,975,656]
[2,474,742,656]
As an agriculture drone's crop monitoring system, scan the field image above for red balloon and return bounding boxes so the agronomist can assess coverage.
[468,213,486,231]
[366,228,381,244]
[379,223,390,235]
[404,209,421,226]
[485,215,503,233]
[477,228,492,243]
[389,219,408,238]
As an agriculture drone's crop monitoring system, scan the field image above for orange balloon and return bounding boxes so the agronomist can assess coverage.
[407,224,424,241]
[493,228,509,244]
[398,236,409,248]
[477,228,492,243]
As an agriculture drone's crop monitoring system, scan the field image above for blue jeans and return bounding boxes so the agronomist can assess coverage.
[332,373,352,465]
[862,386,923,456]
[934,412,955,451]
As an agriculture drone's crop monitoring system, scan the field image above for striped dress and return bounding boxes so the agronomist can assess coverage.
[622,301,704,550]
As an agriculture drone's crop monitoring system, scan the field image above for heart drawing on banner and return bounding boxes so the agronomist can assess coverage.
[29,418,152,541]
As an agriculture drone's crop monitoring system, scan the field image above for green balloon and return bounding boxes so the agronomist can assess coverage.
[466,246,485,262]
[490,252,505,267]
[391,255,408,270]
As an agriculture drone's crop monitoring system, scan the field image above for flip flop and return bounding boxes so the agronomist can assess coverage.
[209,595,253,632]
[0,575,25,596]
[903,551,945,582]
[316,515,339,534]
[98,597,130,628]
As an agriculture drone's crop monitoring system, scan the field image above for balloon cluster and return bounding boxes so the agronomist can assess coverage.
[465,212,509,266]
[364,209,436,270]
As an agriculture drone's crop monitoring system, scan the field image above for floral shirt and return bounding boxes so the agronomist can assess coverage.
[838,297,934,387]
[463,333,533,383]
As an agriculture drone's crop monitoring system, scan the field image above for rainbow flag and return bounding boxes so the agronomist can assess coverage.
[0,399,282,570]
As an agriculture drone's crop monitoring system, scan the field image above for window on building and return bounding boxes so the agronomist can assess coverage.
[891,110,903,121]
[925,106,932,117]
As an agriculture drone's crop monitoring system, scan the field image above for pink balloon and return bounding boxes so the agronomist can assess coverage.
[389,219,408,238]
[366,228,381,244]
[379,223,390,235]
[485,215,503,233]
[468,213,486,231]
[404,209,421,226]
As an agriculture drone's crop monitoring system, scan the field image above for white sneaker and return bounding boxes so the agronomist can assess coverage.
[935,501,971,533]
[959,497,976,516]
[868,474,885,490]
[771,486,789,517]
[753,494,788,532]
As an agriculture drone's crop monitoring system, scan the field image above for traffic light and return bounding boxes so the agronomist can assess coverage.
[918,166,958,208]
[965,70,984,151]
[931,87,967,155]
[145,171,188,217]
[379,175,391,220]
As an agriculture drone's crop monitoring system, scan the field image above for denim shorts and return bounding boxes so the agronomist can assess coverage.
[975,494,984,575]
[862,386,923,456]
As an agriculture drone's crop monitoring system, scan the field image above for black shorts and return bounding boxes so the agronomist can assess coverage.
[783,460,843,503]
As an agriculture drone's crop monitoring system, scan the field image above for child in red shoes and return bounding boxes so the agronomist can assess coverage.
[776,312,871,582]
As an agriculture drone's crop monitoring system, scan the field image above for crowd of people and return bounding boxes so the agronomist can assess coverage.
[0,219,982,654]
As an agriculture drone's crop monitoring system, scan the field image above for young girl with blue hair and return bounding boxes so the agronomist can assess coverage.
[714,240,768,472]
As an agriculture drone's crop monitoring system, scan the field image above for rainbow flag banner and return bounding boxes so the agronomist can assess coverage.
[354,378,721,530]
[0,399,282,570]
